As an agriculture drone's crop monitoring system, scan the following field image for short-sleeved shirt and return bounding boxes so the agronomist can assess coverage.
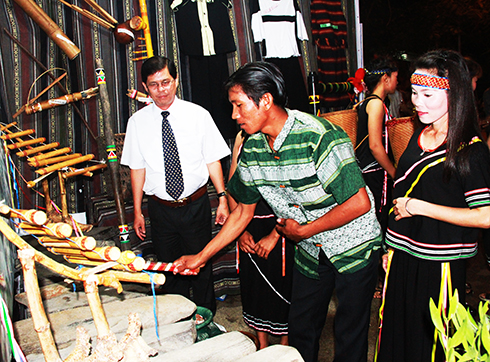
[121,98,231,200]
[386,127,490,260]
[228,110,382,277]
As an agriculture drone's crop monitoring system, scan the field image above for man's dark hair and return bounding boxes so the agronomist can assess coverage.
[141,56,177,83]
[224,62,288,108]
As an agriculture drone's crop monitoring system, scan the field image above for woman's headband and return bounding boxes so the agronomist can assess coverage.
[411,72,450,90]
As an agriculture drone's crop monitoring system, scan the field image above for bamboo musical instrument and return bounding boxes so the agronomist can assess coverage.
[25,86,99,115]
[83,0,118,25]
[27,172,54,188]
[27,147,72,162]
[62,163,107,178]
[16,142,60,157]
[35,153,94,175]
[132,0,153,61]
[65,256,146,272]
[49,246,121,261]
[117,250,136,265]
[3,29,97,141]
[0,206,47,225]
[58,0,115,29]
[13,0,80,60]
[0,122,17,132]
[0,129,35,140]
[13,72,67,118]
[28,153,81,167]
[38,236,96,251]
[7,137,45,150]
[18,222,73,238]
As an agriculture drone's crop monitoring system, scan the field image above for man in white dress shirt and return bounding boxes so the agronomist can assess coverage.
[121,56,230,313]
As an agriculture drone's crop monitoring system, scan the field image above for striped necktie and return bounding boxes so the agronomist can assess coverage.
[161,111,184,200]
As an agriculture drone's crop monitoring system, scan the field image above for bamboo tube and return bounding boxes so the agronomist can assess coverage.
[0,129,35,140]
[19,222,72,238]
[16,142,60,157]
[7,137,45,150]
[0,122,17,132]
[66,256,146,272]
[84,275,112,337]
[35,153,94,175]
[18,249,63,362]
[83,0,118,24]
[0,206,47,225]
[27,147,72,162]
[13,0,80,60]
[38,236,96,250]
[62,163,107,178]
[27,173,54,188]
[77,264,166,285]
[117,250,136,265]
[49,246,121,261]
[25,87,99,115]
[58,0,115,29]
[29,153,81,167]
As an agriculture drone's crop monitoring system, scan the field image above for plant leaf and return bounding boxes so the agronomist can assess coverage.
[430,298,445,332]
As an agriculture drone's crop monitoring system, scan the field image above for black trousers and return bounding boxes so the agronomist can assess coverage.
[288,249,378,362]
[148,193,216,314]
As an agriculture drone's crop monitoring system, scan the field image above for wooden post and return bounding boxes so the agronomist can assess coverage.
[95,59,130,251]
[18,248,62,362]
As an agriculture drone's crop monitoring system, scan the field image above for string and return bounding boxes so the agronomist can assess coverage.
[0,292,27,362]
[143,271,160,343]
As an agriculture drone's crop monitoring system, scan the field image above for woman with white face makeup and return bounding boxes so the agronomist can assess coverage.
[376,50,490,362]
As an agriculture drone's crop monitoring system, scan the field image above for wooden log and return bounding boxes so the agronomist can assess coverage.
[38,236,96,250]
[16,142,60,157]
[28,153,81,167]
[62,163,107,179]
[27,147,72,162]
[35,154,94,175]
[0,129,35,140]
[12,0,80,60]
[18,222,72,238]
[7,137,45,150]
[96,58,129,251]
[0,206,47,225]
[84,275,112,337]
[57,171,70,223]
[18,248,63,362]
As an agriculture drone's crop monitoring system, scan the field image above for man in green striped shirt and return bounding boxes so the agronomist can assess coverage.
[174,62,382,362]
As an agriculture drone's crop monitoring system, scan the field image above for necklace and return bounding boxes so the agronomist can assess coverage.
[418,126,447,156]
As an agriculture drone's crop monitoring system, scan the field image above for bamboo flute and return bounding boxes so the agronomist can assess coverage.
[24,87,99,115]
[95,58,129,251]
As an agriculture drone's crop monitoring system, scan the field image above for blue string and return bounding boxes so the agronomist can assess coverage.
[8,155,20,208]
[143,270,160,342]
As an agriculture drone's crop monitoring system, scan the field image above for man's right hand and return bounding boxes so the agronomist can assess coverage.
[134,213,146,240]
[237,231,256,253]
[173,254,205,274]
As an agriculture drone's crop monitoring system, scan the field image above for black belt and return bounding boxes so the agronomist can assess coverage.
[151,185,207,208]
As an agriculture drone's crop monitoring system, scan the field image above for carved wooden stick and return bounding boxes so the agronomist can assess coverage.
[84,275,112,337]
[18,248,63,362]
[96,58,129,250]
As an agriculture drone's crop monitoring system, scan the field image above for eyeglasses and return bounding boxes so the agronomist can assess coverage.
[147,79,175,90]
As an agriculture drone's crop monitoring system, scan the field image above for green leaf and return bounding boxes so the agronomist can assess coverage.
[430,298,445,332]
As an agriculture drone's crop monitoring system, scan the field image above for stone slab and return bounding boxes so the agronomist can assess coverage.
[236,345,304,362]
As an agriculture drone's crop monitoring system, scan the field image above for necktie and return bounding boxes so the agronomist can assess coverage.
[161,111,184,200]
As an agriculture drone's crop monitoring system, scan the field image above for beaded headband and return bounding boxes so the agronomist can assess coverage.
[411,72,450,90]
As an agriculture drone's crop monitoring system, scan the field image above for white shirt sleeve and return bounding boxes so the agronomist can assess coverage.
[296,11,309,41]
[251,12,265,42]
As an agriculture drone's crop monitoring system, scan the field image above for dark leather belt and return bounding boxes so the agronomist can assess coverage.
[151,185,207,208]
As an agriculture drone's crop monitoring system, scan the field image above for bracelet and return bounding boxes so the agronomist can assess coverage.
[405,198,414,216]
[217,191,227,198]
